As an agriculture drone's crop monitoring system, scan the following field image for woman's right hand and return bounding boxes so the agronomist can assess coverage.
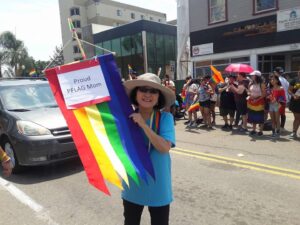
[129,113,147,129]
[2,159,13,177]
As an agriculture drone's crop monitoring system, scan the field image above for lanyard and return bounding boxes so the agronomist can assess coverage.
[148,111,154,152]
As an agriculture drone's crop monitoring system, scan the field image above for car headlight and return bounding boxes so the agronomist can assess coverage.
[16,121,51,136]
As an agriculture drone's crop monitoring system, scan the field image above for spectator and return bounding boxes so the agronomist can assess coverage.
[267,75,286,138]
[229,73,250,132]
[218,75,236,130]
[198,76,213,129]
[247,70,266,136]
[163,74,176,122]
[288,69,300,139]
[274,67,290,129]
[183,78,199,127]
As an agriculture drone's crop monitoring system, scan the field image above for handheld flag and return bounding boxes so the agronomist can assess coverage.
[45,54,155,195]
[210,65,224,84]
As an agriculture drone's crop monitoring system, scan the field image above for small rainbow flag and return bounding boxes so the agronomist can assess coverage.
[187,102,200,112]
[45,54,154,195]
[29,69,37,77]
[210,65,224,84]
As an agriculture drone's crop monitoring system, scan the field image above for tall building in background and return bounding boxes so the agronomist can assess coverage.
[188,0,300,78]
[59,0,167,63]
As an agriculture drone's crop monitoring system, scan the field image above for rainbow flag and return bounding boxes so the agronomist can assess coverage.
[187,102,200,112]
[29,69,37,77]
[45,54,154,195]
[210,65,224,84]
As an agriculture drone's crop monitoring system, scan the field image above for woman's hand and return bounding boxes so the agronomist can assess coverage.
[2,159,13,177]
[129,113,147,129]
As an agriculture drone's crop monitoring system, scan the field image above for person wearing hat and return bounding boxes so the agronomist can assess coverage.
[247,70,266,136]
[122,73,176,225]
[274,67,290,130]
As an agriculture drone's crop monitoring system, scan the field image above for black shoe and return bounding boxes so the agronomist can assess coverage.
[222,124,229,129]
[228,125,233,130]
[184,120,190,125]
[257,131,263,136]
[250,130,256,135]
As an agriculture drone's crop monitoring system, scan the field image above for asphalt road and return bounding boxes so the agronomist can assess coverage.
[0,110,299,225]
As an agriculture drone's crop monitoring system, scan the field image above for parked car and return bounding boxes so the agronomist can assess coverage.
[0,78,78,172]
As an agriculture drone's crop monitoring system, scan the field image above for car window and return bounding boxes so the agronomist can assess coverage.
[0,84,57,110]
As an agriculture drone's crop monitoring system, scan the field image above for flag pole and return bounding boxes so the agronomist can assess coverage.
[68,17,87,60]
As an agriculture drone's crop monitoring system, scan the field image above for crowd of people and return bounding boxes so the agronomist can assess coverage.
[180,67,300,139]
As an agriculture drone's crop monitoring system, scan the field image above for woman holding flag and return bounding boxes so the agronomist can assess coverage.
[122,73,176,225]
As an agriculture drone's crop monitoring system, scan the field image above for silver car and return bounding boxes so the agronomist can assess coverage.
[0,78,78,172]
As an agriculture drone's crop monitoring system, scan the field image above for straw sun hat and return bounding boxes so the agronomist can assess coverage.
[124,73,176,108]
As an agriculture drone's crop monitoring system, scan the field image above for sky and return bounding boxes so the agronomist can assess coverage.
[0,0,177,62]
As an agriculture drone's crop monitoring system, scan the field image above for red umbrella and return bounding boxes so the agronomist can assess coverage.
[224,63,254,73]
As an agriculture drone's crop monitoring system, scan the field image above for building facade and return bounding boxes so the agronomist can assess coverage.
[58,0,167,63]
[189,0,300,78]
[93,20,177,79]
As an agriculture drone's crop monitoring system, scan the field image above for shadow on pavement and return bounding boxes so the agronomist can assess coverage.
[6,158,83,185]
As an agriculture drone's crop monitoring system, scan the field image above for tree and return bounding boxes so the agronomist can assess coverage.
[48,45,64,69]
[0,31,29,77]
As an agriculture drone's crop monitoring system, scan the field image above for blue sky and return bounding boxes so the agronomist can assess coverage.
[0,0,177,61]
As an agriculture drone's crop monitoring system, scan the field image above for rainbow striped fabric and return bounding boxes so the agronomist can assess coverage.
[45,54,154,195]
[210,65,224,84]
[29,69,37,76]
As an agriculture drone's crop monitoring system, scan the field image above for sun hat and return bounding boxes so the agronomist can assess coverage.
[124,73,176,108]
[249,70,262,77]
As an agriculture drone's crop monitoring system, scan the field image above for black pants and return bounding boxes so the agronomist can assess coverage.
[123,199,170,225]
[280,114,286,128]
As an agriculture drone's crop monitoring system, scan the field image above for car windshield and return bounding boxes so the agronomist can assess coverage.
[0,83,57,110]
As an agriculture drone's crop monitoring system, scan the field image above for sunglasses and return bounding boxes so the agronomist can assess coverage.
[138,86,159,94]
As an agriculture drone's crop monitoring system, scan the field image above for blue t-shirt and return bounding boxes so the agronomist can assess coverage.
[121,112,176,207]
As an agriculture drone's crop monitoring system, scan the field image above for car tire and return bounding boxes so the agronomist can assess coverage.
[1,138,23,173]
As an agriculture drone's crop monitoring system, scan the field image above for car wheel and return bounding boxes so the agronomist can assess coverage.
[1,138,22,173]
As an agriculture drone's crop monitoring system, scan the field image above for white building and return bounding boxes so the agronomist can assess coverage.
[59,0,167,63]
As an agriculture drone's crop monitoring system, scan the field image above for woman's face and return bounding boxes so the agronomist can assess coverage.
[136,86,159,109]
[270,77,277,86]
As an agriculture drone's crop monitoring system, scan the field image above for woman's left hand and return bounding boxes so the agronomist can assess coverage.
[129,113,147,128]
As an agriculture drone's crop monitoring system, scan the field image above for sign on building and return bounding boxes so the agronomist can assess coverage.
[277,7,300,32]
[192,43,214,57]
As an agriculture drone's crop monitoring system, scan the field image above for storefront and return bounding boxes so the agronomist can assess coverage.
[190,9,300,79]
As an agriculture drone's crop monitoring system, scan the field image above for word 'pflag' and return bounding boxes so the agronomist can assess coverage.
[45,54,154,195]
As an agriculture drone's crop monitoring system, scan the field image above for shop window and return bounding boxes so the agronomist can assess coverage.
[72,20,81,28]
[254,0,277,14]
[70,7,80,16]
[208,0,227,24]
